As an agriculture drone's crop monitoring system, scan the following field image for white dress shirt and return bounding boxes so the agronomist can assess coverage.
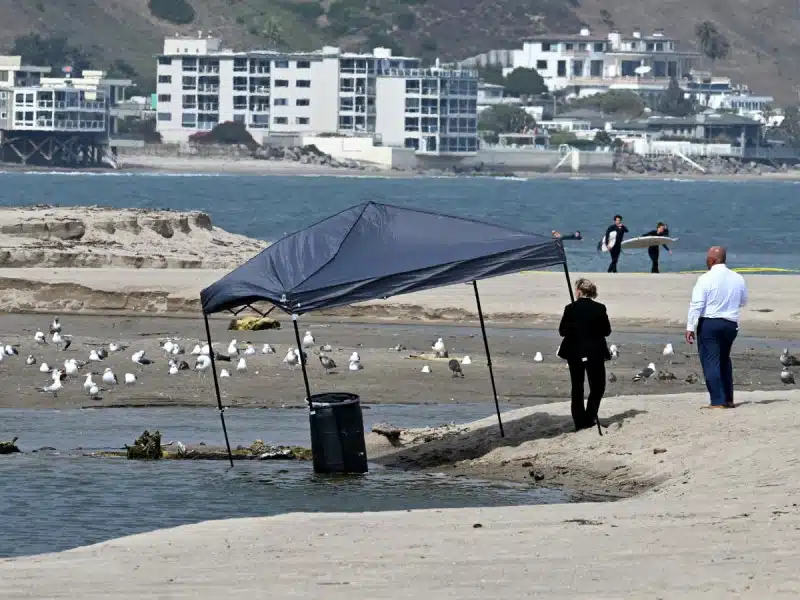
[686,264,748,332]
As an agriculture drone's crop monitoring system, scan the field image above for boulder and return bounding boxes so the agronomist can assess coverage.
[0,437,20,454]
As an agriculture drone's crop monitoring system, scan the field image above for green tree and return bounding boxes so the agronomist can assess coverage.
[477,65,506,87]
[478,105,536,135]
[594,130,613,145]
[695,21,730,63]
[503,67,548,97]
[658,78,695,117]
[148,0,196,25]
[569,90,646,116]
[777,105,800,146]
[11,34,92,74]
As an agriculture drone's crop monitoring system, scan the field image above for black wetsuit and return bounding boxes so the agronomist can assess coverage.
[643,228,671,273]
[605,224,629,273]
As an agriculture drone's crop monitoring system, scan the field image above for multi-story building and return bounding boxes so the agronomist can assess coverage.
[1,55,132,166]
[156,36,479,154]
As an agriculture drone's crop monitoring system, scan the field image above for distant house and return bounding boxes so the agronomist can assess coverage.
[611,113,763,145]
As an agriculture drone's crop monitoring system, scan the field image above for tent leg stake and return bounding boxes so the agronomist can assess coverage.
[292,315,312,407]
[562,264,602,437]
[204,313,235,467]
[472,280,505,438]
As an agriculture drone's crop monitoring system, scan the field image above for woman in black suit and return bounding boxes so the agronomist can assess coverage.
[557,278,612,431]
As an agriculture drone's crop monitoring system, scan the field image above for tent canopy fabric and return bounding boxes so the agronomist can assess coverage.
[200,201,567,315]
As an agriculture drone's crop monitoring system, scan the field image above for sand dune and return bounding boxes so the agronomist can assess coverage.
[2,389,799,598]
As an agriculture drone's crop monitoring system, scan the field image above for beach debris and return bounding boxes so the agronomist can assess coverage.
[372,423,404,443]
[781,369,796,385]
[461,355,472,365]
[662,343,674,362]
[432,337,448,358]
[318,354,336,374]
[685,372,700,384]
[0,437,20,455]
[126,430,163,460]
[633,363,656,383]
[653,448,667,454]
[421,364,431,373]
[563,518,603,526]
[609,344,619,360]
[227,316,281,331]
[657,370,676,381]
[608,372,617,383]
[472,523,483,529]
[448,358,464,378]
[533,352,543,363]
[302,331,315,348]
[262,343,275,354]
[780,348,799,367]
[391,344,407,352]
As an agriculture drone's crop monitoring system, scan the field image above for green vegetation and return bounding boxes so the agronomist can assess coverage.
[695,21,730,63]
[147,0,196,25]
[478,66,548,98]
[568,91,647,117]
[658,78,696,117]
[395,11,416,31]
[11,34,91,74]
[479,105,536,136]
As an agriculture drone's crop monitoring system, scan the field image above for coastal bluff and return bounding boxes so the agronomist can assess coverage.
[0,206,266,270]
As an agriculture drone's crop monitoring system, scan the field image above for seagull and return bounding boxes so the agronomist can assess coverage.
[780,349,800,367]
[663,343,675,363]
[102,368,118,385]
[461,356,472,365]
[283,348,300,368]
[34,331,47,345]
[657,370,677,381]
[168,362,179,376]
[349,351,361,363]
[131,350,153,368]
[349,359,363,371]
[170,343,183,355]
[40,375,63,397]
[220,368,231,378]
[609,344,619,360]
[39,362,51,373]
[88,384,102,400]
[236,357,247,372]
[162,340,175,355]
[108,342,127,353]
[83,373,96,393]
[244,344,256,356]
[432,338,447,358]
[52,332,72,351]
[533,352,543,363]
[64,359,80,378]
[421,365,431,373]
[633,362,657,383]
[195,354,211,376]
[191,344,202,355]
[302,331,315,348]
[448,358,464,378]
[319,354,336,374]
[49,317,61,334]
[781,369,795,385]
[262,343,275,354]
[4,344,19,356]
[177,360,190,371]
[201,343,210,356]
[227,339,239,356]
[608,372,617,383]
[97,349,108,360]
[25,355,36,366]
[88,350,102,362]
[320,343,333,353]
[124,373,137,385]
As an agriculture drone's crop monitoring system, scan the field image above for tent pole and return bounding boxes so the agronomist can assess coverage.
[292,315,313,406]
[563,263,602,437]
[472,280,505,438]
[203,312,235,467]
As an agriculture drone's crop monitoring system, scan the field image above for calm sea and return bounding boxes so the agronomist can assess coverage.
[1,171,798,273]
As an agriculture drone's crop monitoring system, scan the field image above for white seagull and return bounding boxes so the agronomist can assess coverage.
[262,343,275,354]
[83,373,96,393]
[633,362,657,383]
[236,357,247,372]
[88,350,102,362]
[89,384,102,400]
[195,354,211,376]
[124,373,137,385]
[201,343,211,356]
[534,352,543,363]
[162,340,175,355]
[34,330,47,345]
[25,355,36,366]
[244,344,256,356]
[49,318,62,334]
[349,359,363,371]
[780,349,800,368]
[609,344,619,360]
[781,369,795,385]
[227,339,239,356]
[663,343,675,363]
[64,359,80,378]
[421,365,431,373]
[220,368,231,378]
[4,344,19,356]
[283,348,300,368]
[461,356,472,365]
[102,368,118,386]
[39,362,50,373]
[108,342,127,353]
[432,338,447,358]
[349,351,361,363]
[131,350,153,368]
[302,331,315,348]
[168,362,179,376]
[191,344,202,355]
[40,376,63,397]
[52,331,72,351]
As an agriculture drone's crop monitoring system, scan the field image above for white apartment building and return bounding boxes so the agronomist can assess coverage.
[156,36,479,154]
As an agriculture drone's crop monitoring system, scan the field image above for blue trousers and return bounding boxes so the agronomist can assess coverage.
[697,318,738,406]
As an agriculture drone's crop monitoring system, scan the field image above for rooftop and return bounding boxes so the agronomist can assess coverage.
[614,113,763,129]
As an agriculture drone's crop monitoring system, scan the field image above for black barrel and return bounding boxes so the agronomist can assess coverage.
[308,392,368,474]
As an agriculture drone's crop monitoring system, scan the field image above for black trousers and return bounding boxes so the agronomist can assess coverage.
[607,248,621,273]
[568,359,606,429]
[648,249,659,273]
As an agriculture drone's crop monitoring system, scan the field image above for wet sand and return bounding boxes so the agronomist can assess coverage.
[0,313,790,410]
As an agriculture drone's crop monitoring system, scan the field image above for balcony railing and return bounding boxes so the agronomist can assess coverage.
[379,67,478,79]
[199,65,220,73]
[570,75,674,86]
[198,85,219,93]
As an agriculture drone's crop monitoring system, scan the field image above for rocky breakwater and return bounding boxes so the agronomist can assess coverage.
[0,205,266,269]
[614,153,797,176]
[254,143,378,170]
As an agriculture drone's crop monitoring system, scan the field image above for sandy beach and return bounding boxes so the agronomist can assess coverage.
[2,388,799,598]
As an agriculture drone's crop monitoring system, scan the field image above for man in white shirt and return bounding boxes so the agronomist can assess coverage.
[685,247,748,408]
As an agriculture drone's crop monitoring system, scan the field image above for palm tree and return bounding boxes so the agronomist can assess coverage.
[695,21,730,64]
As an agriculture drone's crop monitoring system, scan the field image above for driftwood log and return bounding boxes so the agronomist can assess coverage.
[0,437,20,454]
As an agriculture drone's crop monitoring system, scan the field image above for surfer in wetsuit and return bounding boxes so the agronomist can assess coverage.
[643,222,672,274]
[604,215,628,273]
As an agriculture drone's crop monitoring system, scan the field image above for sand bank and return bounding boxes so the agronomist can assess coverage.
[0,269,797,333]
[2,389,799,598]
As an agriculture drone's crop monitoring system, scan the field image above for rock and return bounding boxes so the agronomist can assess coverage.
[653,448,667,454]
[126,429,163,460]
[228,316,281,331]
[372,422,404,443]
[0,437,20,454]
[529,470,545,481]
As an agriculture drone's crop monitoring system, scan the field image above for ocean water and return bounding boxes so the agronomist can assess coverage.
[1,171,798,273]
[0,404,569,558]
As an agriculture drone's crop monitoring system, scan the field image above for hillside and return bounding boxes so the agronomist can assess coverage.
[1,0,798,103]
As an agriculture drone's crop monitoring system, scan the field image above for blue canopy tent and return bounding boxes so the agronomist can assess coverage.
[200,201,576,466]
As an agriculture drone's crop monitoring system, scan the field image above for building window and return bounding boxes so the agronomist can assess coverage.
[233,95,247,110]
[157,94,171,103]
[182,76,196,90]
[182,95,196,108]
[182,58,197,71]
[233,58,247,72]
[296,117,310,125]
[233,114,245,123]
[542,42,551,52]
[572,60,584,76]
[181,113,197,127]
[405,79,420,93]
[405,117,419,132]
[157,112,171,121]
[565,43,574,51]
[297,60,311,69]
[594,42,604,52]
[157,75,171,84]
[158,57,171,65]
[274,60,289,68]
[274,116,288,124]
[590,60,603,77]
[405,97,419,113]
[296,80,311,88]
[404,137,420,150]
[557,60,567,77]
[274,79,289,87]
[274,98,288,106]
[536,60,547,70]
[296,98,310,106]
[339,115,353,128]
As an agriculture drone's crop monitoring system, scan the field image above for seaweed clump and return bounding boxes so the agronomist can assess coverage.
[0,437,20,455]
[126,430,163,460]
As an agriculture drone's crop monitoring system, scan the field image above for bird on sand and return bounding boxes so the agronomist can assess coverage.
[533,352,543,363]
[421,365,431,374]
[432,338,447,358]
[349,359,363,371]
[49,317,62,334]
[780,349,799,367]
[64,359,80,378]
[25,355,36,366]
[262,343,275,354]
[461,356,472,365]
[108,342,128,353]
[608,372,617,383]
[609,344,619,361]
[83,373,96,394]
[194,355,211,376]
[227,339,239,357]
[124,373,137,385]
[39,373,63,397]
[633,362,656,383]
[102,368,118,385]
[162,340,176,355]
[236,357,247,372]
[283,348,300,368]
[220,368,231,378]
[131,350,153,368]
[4,344,19,356]
[662,343,675,362]
[243,344,256,355]
[52,332,72,351]
[88,384,103,400]
[191,344,202,355]
[39,362,51,373]
[657,370,677,381]
[89,350,103,362]
[319,354,336,374]
[781,369,796,385]
[302,331,315,348]
[34,331,47,345]
[168,362,179,376]
[448,359,464,378]
[349,351,361,363]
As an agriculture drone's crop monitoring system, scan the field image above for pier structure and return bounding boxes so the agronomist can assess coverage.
[0,56,135,168]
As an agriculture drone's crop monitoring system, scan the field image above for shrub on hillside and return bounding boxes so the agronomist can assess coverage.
[189,122,259,151]
[148,0,196,25]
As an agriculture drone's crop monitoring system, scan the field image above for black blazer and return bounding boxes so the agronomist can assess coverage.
[557,298,612,362]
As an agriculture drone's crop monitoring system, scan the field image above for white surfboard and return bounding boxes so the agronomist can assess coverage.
[621,236,679,249]
[597,230,617,253]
